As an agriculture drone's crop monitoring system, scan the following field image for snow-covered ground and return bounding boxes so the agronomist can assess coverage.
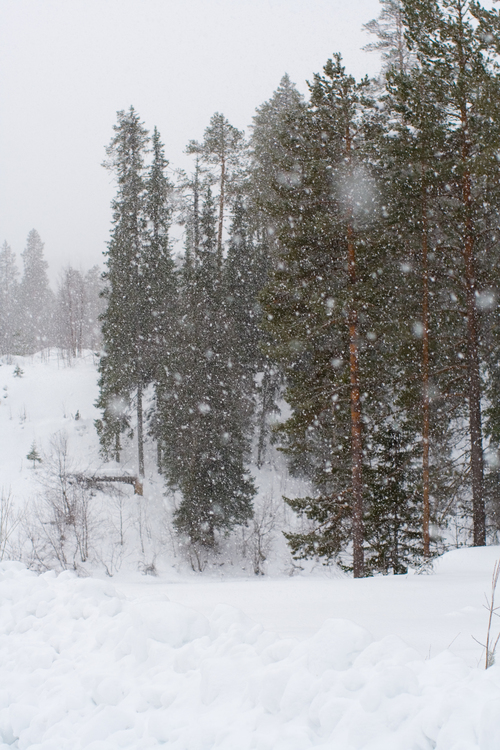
[1,352,500,748]
[0,351,102,500]
[2,552,500,749]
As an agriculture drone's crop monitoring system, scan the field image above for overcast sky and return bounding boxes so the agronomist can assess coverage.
[0,0,382,282]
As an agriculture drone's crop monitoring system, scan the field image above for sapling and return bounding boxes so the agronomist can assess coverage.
[484,561,500,668]
[26,442,42,469]
[0,488,19,560]
[473,559,500,668]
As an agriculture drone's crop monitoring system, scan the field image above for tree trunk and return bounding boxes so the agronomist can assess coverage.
[421,176,431,557]
[346,126,364,579]
[115,432,120,464]
[157,439,162,474]
[460,95,486,545]
[217,153,225,270]
[463,180,486,545]
[137,381,145,478]
[194,157,201,254]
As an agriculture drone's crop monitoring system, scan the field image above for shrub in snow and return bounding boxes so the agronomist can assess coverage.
[22,432,99,572]
[26,442,42,469]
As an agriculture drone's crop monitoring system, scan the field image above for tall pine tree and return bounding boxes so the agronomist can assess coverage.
[18,230,54,355]
[96,107,150,474]
[402,0,500,546]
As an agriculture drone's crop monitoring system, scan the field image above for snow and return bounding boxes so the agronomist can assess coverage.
[1,557,500,749]
[1,351,500,748]
[0,350,101,500]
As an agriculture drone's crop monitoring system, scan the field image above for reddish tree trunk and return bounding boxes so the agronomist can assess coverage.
[346,126,364,579]
[421,176,431,557]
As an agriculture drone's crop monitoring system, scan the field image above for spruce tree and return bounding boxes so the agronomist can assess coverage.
[18,230,54,355]
[0,242,19,355]
[143,127,177,470]
[27,441,42,469]
[158,186,255,552]
[224,196,267,378]
[364,427,423,573]
[143,127,176,361]
[249,76,305,465]
[249,74,305,223]
[82,266,105,351]
[96,107,150,473]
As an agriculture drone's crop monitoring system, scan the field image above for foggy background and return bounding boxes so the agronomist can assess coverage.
[0,0,381,279]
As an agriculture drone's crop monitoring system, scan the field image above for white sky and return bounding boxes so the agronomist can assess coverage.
[0,0,382,282]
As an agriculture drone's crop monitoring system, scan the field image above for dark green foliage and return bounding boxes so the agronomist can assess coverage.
[400,0,500,544]
[158,187,255,550]
[249,74,305,224]
[187,112,245,265]
[364,427,424,574]
[97,107,149,465]
[371,48,465,545]
[224,195,268,378]
[249,76,306,465]
[259,56,387,571]
[274,5,500,569]
[143,126,176,370]
[97,109,175,475]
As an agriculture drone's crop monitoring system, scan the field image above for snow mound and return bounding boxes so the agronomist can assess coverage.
[433,545,500,576]
[1,563,500,749]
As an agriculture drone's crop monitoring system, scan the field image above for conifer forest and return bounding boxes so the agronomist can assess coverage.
[5,0,500,579]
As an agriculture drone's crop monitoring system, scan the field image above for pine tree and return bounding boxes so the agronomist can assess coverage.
[363,0,415,75]
[18,230,54,355]
[261,56,383,576]
[187,113,245,267]
[371,40,461,557]
[96,107,150,474]
[56,267,86,357]
[401,0,500,546]
[0,241,19,355]
[249,75,305,466]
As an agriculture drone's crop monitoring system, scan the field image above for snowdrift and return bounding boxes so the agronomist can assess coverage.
[1,560,500,750]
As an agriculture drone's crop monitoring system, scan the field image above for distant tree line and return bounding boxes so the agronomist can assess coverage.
[0,230,104,358]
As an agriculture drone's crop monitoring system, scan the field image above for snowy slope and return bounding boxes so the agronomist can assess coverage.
[0,351,102,501]
[0,349,304,577]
